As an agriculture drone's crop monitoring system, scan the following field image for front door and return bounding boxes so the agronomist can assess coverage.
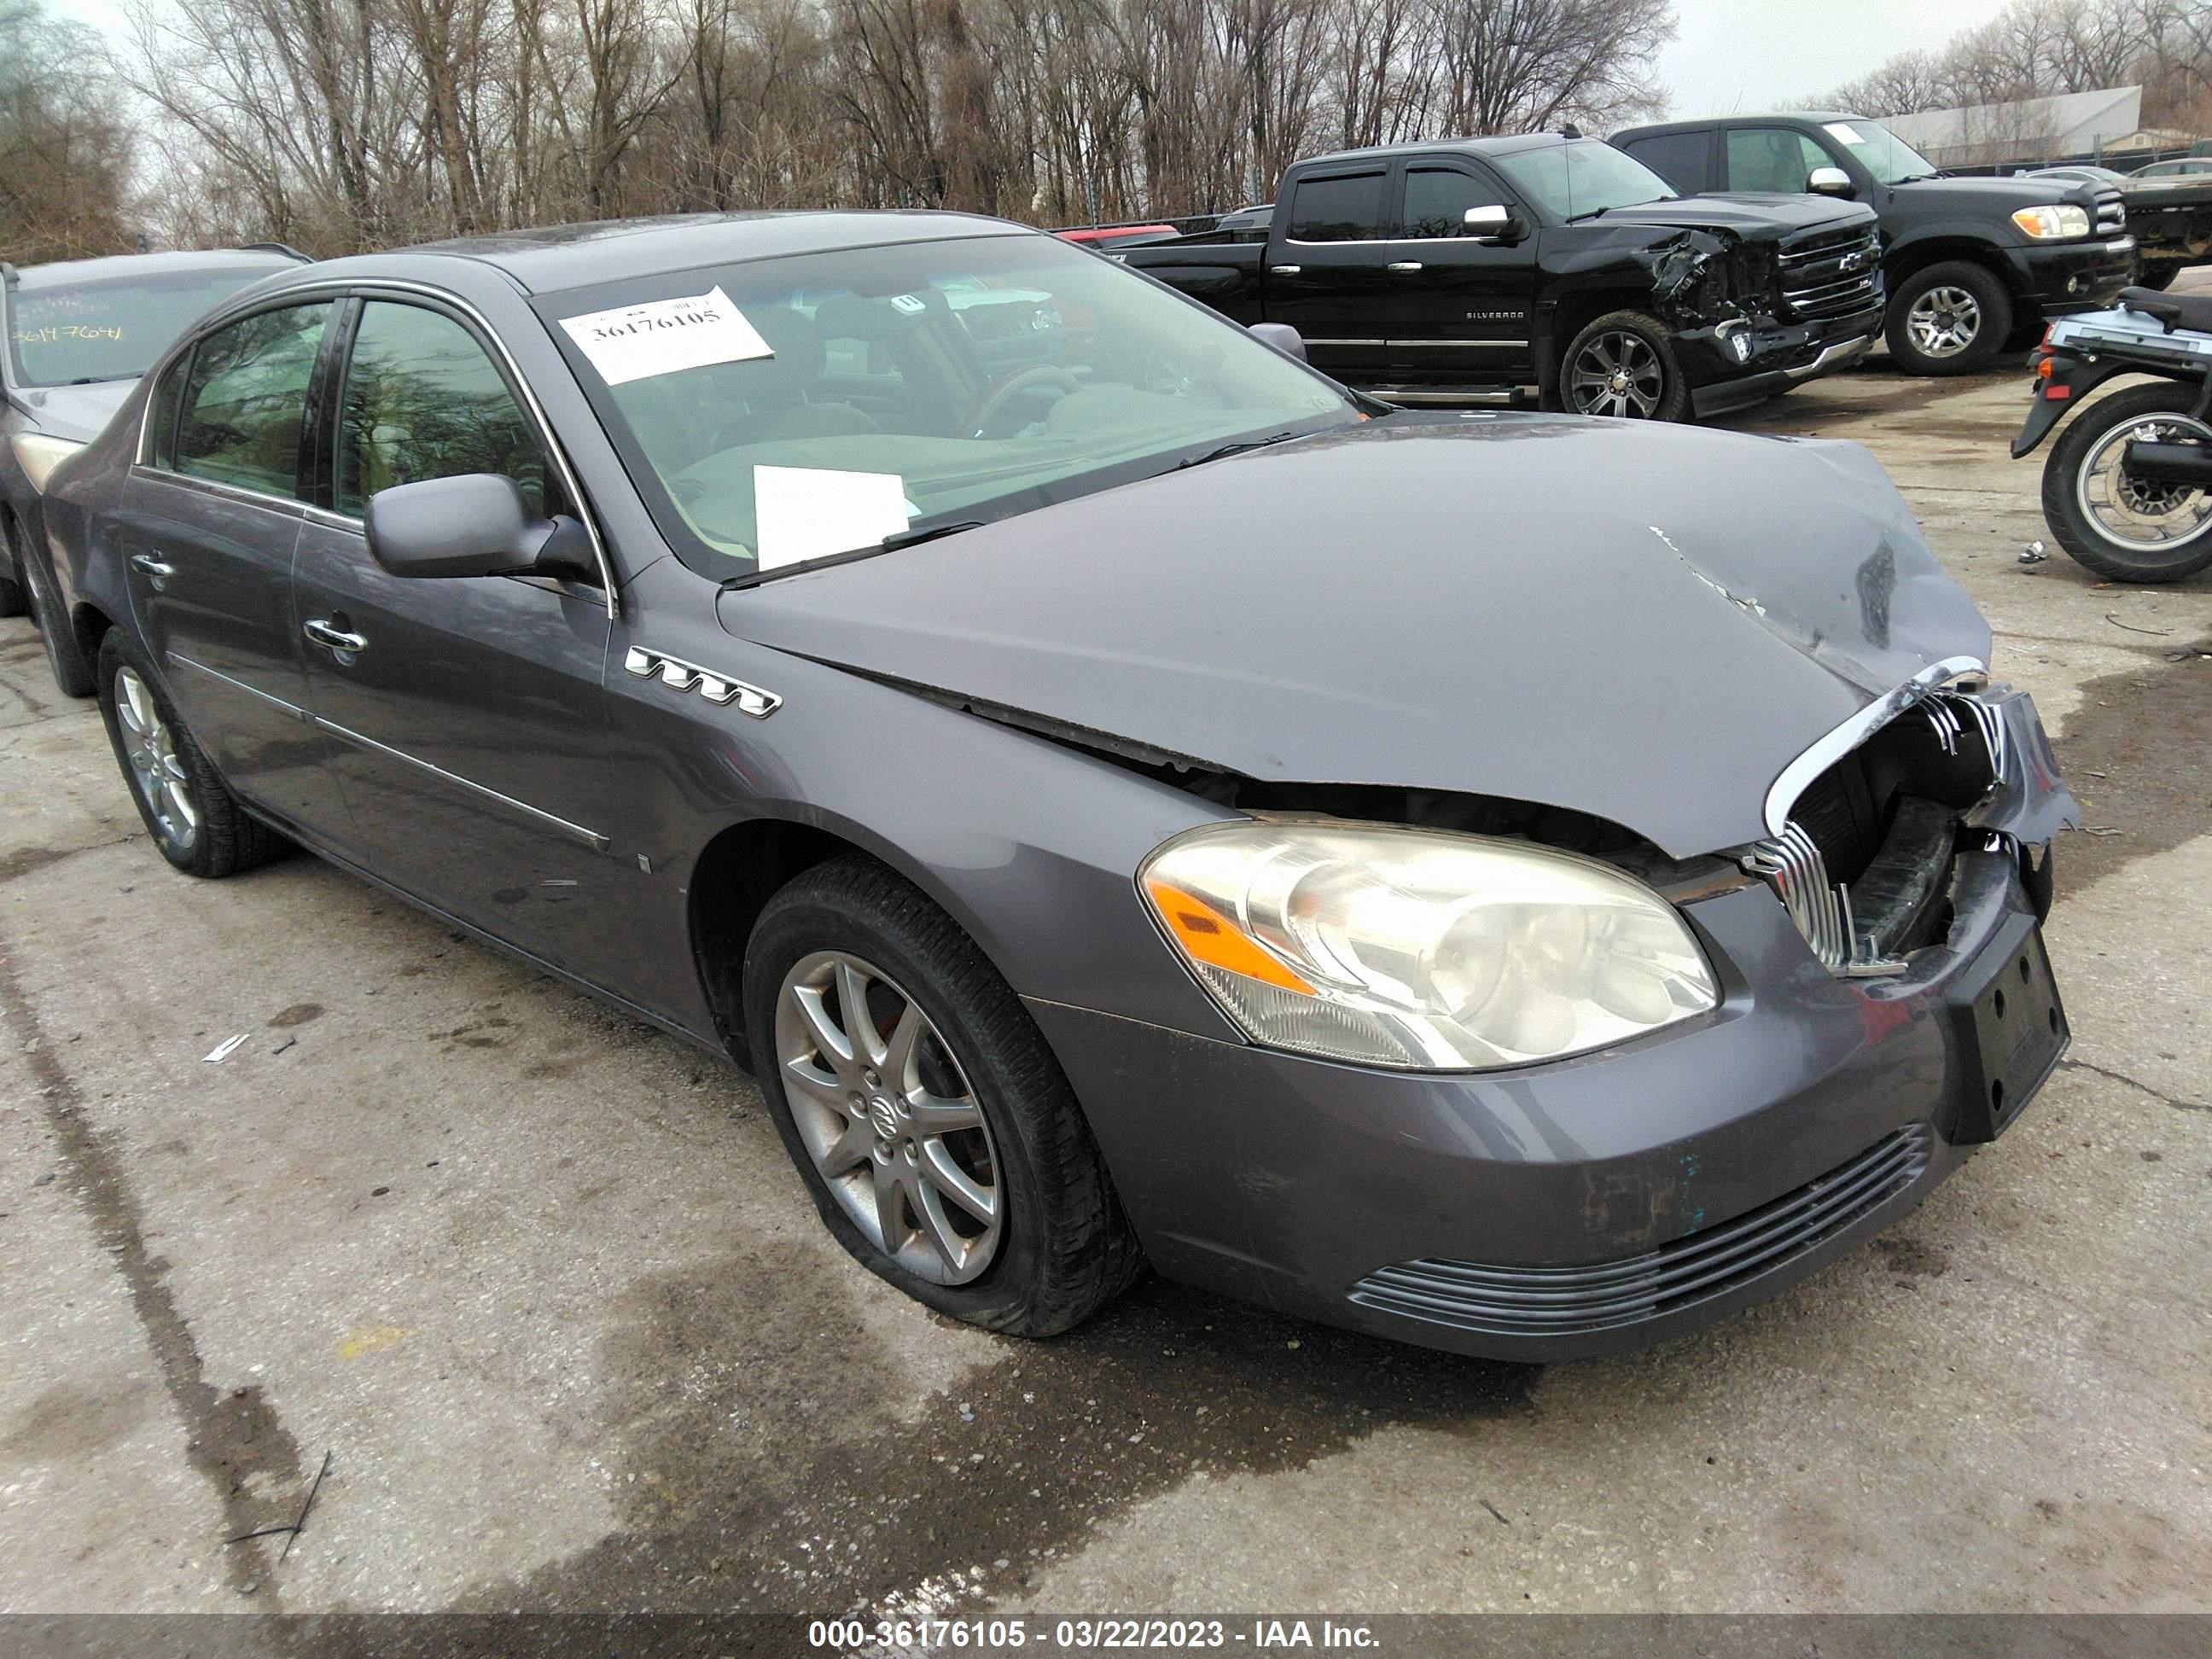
[119,300,351,833]
[1375,163,1540,392]
[289,294,620,971]
[1265,166,1398,386]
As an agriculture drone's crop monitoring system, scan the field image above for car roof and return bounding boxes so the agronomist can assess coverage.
[1614,113,1866,137]
[7,247,305,290]
[311,210,1039,296]
[1294,131,1583,170]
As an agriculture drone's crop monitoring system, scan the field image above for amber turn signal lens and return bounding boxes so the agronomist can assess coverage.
[1144,878,1316,995]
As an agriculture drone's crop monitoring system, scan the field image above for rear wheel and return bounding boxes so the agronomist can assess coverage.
[1557,311,1689,422]
[1887,261,2012,376]
[743,855,1144,1336]
[95,630,284,876]
[9,513,96,696]
[2042,381,2212,583]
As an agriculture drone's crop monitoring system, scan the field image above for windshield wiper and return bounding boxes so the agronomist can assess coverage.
[880,519,985,551]
[1175,430,1306,469]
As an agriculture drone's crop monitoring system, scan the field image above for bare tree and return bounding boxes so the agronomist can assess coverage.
[0,0,137,263]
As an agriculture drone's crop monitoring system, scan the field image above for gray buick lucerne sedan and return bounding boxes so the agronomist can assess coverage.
[36,212,2075,1359]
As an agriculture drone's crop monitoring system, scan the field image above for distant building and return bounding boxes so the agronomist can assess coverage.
[1885,85,2145,169]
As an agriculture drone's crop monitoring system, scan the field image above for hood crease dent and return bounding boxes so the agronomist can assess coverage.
[716,417,1992,859]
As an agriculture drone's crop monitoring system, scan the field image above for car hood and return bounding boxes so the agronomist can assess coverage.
[8,379,137,443]
[715,416,1991,859]
[1593,194,1873,239]
[1897,172,2102,209]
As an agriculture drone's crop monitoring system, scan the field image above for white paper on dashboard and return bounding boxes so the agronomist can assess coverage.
[1822,122,1867,146]
[558,286,771,385]
[753,466,911,569]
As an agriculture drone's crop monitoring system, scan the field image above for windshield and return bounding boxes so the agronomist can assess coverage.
[1493,140,1676,221]
[7,265,294,388]
[539,234,1354,579]
[1818,120,1939,185]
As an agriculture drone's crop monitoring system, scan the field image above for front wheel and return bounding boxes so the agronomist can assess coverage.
[742,855,1144,1336]
[2042,381,2212,583]
[1886,261,2013,376]
[1557,311,1690,422]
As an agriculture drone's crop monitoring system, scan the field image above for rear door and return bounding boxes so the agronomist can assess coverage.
[1375,161,1540,392]
[288,293,621,970]
[120,299,352,835]
[1615,130,1718,195]
[1265,165,1397,384]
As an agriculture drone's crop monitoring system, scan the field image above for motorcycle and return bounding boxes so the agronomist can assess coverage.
[2012,284,2212,583]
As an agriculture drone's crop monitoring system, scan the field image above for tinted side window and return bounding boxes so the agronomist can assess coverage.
[338,301,551,516]
[171,304,330,499]
[1726,129,1832,195]
[1287,172,1388,242]
[1400,168,1507,237]
[1621,132,1709,194]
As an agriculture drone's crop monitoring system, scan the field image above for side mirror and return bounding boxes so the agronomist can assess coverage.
[1248,321,1307,362]
[364,473,598,585]
[1807,166,1857,199]
[1463,204,1527,243]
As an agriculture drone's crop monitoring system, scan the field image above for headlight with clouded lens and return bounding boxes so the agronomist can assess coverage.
[2012,204,2091,240]
[10,433,86,493]
[1139,821,1720,1072]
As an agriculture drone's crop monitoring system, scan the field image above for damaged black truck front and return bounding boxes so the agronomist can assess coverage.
[1117,133,1885,421]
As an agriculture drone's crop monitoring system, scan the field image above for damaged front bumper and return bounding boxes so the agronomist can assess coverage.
[1684,299,1886,417]
[1026,684,2074,1363]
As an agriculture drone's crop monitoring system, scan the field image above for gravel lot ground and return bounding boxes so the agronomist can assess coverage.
[2,335,2208,1626]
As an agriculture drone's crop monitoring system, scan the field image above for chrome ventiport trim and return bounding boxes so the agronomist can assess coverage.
[1763,655,1987,835]
[624,647,780,719]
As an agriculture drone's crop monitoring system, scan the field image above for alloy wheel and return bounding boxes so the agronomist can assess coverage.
[1568,330,1665,418]
[2077,412,2212,551]
[1906,285,1982,358]
[114,665,200,851]
[774,950,1003,1284]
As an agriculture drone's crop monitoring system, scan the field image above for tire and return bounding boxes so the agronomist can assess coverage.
[1886,260,2013,376]
[95,630,285,876]
[743,854,1144,1336]
[2134,263,2180,293]
[2042,381,2212,584]
[1557,310,1691,422]
[0,513,23,617]
[9,512,96,696]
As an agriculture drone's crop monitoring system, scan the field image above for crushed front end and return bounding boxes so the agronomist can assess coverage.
[1663,217,1888,416]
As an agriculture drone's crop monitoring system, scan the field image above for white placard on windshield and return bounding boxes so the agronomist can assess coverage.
[558,286,771,385]
[1822,122,1867,146]
[753,465,911,569]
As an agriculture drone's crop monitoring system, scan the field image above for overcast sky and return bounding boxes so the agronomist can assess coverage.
[1656,0,2018,117]
[61,0,2021,125]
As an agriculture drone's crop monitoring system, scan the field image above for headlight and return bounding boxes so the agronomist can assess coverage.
[2012,204,2091,240]
[10,433,86,493]
[1139,820,1720,1071]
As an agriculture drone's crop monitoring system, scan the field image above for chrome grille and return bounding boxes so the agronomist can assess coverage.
[1778,224,1883,320]
[2093,189,2126,236]
[1348,1125,1935,1339]
[1742,822,1852,969]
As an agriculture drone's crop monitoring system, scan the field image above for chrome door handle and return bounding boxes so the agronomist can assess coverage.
[302,619,368,653]
[129,553,176,578]
[1269,265,1301,275]
[1385,261,1424,273]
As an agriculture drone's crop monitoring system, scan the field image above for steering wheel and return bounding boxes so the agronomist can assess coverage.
[970,365,1082,436]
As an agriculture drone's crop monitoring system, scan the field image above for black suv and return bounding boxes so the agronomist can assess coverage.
[1611,114,2138,375]
[3,247,307,694]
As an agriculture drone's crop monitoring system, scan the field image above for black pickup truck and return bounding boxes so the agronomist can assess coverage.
[1114,133,1885,421]
[1611,114,2139,375]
